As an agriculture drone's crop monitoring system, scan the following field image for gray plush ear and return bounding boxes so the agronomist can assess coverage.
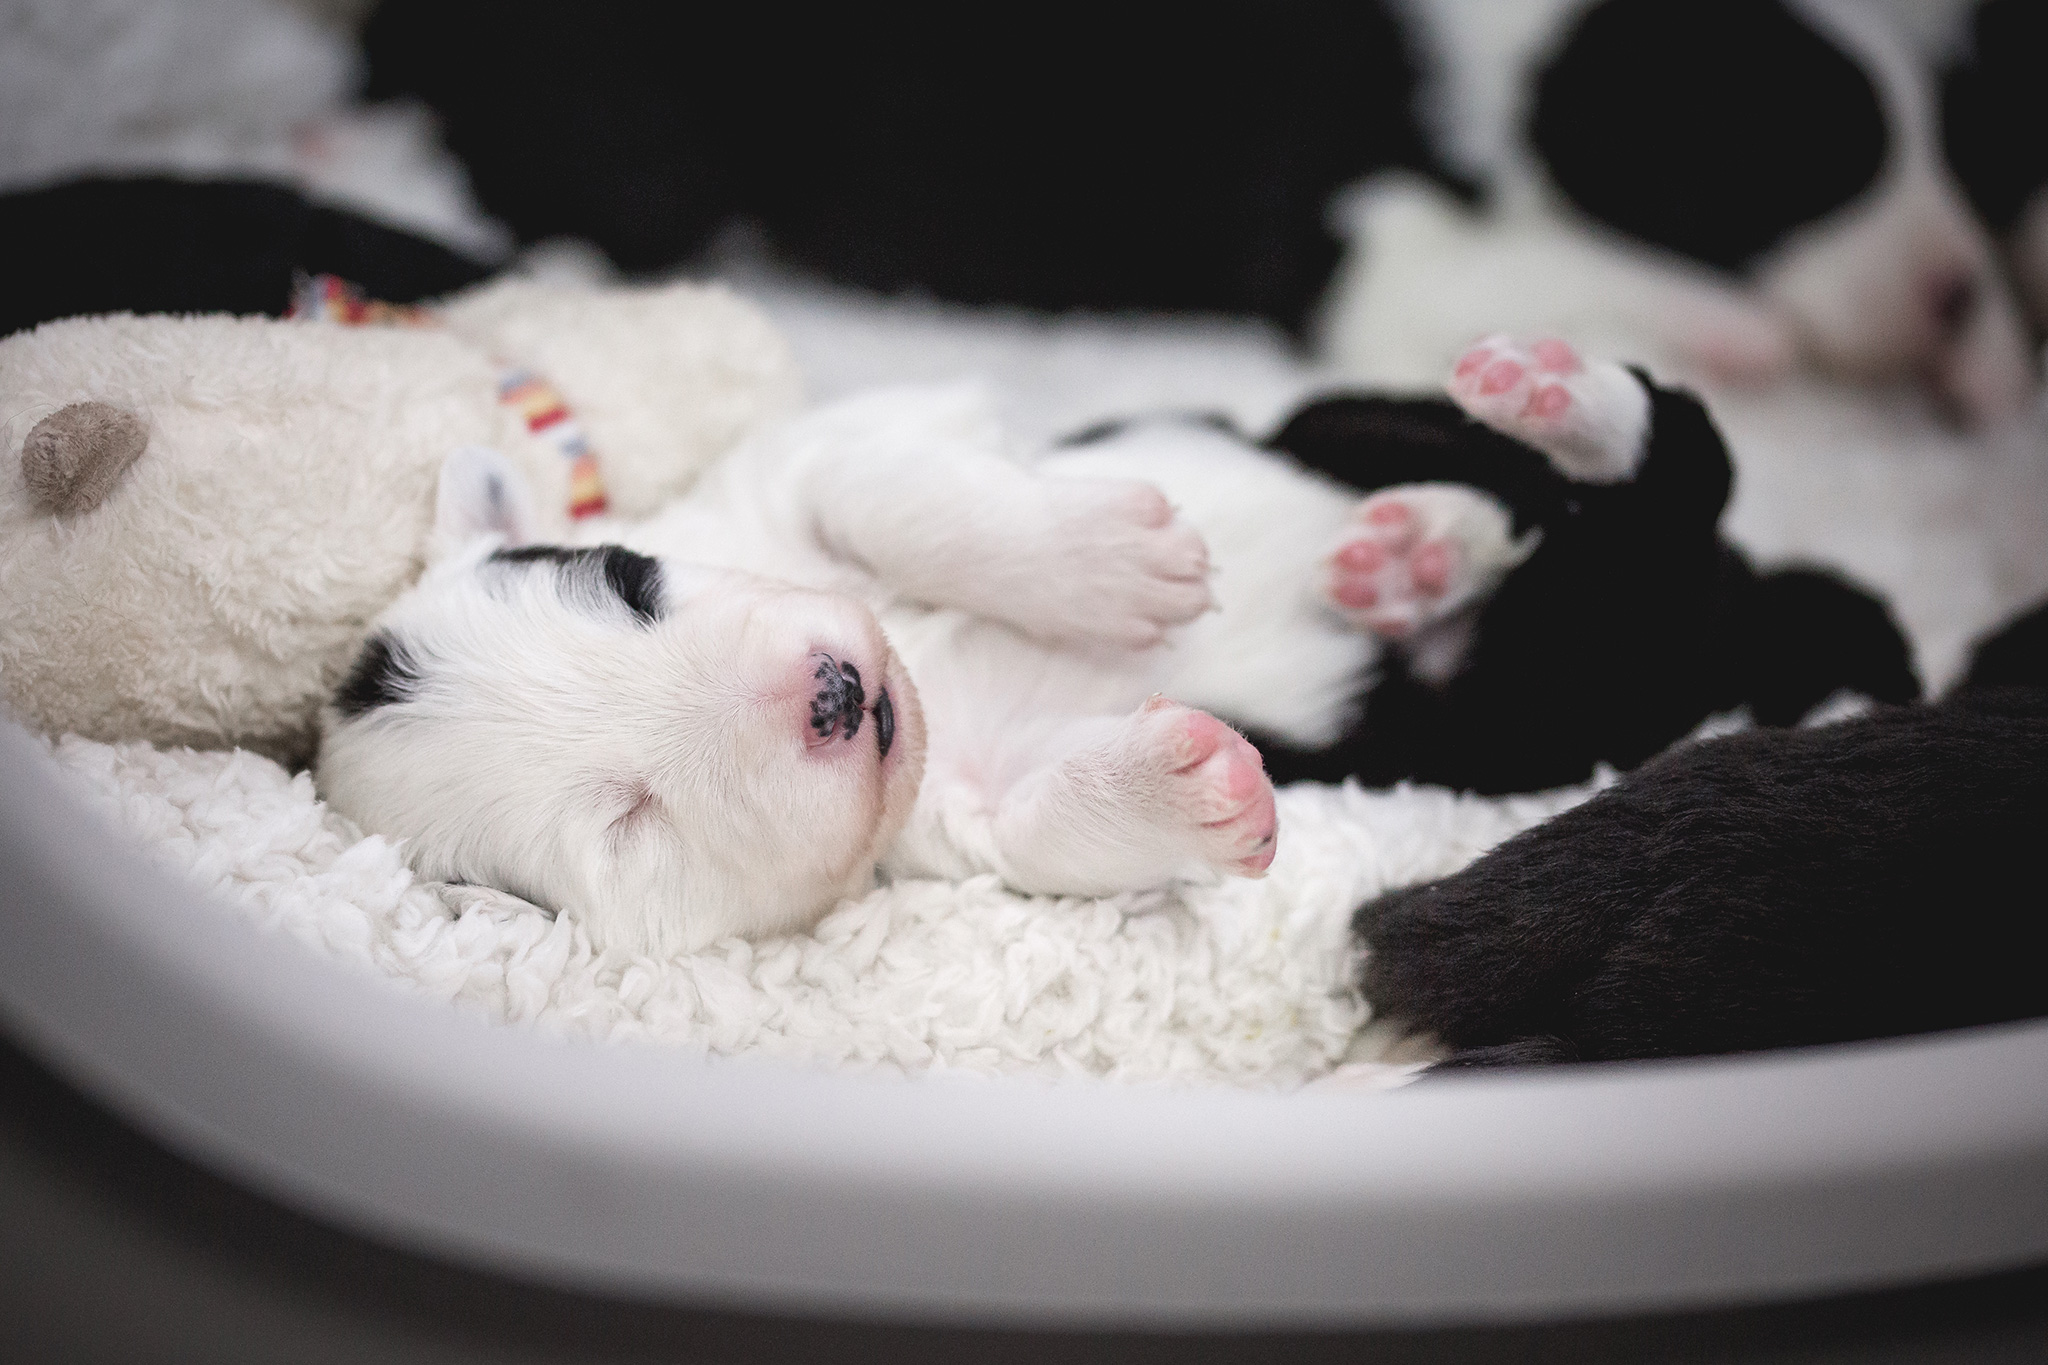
[21,402,149,516]
[431,445,540,556]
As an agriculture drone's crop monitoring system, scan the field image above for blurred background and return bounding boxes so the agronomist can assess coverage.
[8,0,2048,684]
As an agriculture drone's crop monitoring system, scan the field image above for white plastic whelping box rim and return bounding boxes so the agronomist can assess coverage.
[2,718,2045,1328]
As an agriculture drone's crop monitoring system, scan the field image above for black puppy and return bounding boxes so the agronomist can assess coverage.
[1210,348,1918,796]
[1355,602,2048,1070]
[363,1,1438,332]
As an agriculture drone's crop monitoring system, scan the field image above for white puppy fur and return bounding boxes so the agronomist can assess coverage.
[322,343,1672,957]
[319,386,1407,956]
[1333,0,2031,420]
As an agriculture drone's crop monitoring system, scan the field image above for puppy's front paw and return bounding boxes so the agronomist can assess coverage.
[1324,483,1533,641]
[1127,697,1277,878]
[1013,478,1214,648]
[1447,334,1649,483]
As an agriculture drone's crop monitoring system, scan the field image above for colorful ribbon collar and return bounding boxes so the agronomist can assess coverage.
[288,274,609,519]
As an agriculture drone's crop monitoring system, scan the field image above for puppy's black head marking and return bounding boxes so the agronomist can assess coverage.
[1057,411,1244,448]
[1530,0,1888,272]
[1943,0,2048,232]
[491,544,665,625]
[333,631,422,718]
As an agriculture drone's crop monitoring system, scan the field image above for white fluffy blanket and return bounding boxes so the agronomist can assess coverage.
[44,732,1584,1086]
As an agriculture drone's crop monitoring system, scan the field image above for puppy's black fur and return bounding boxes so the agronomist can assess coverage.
[331,632,423,719]
[1943,0,2048,239]
[490,545,666,626]
[362,1,1444,331]
[1355,604,2048,1070]
[1240,375,1917,795]
[0,177,492,338]
[1530,0,1888,272]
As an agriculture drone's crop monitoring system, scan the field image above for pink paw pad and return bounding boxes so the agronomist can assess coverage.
[1326,494,1464,637]
[1478,359,1525,395]
[1333,580,1379,610]
[1522,383,1571,420]
[1364,500,1412,528]
[1444,333,1649,483]
[1449,334,1581,407]
[1409,540,1453,594]
[1145,700,1279,877]
[1182,732,1276,876]
[1335,540,1386,572]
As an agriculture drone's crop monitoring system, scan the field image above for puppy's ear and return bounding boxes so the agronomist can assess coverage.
[431,446,540,558]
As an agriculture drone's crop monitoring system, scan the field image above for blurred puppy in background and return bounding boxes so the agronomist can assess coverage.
[369,1,2045,417]
[1323,0,2038,421]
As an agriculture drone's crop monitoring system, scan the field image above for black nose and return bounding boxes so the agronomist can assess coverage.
[874,687,895,759]
[810,655,865,741]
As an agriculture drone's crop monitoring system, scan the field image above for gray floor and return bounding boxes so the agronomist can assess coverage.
[4,1034,2046,1365]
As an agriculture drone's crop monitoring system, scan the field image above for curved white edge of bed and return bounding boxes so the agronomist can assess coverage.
[2,717,2044,1329]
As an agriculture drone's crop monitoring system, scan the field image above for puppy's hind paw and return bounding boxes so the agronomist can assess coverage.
[1324,483,1533,643]
[1133,697,1278,878]
[1447,334,1650,483]
[1008,477,1215,649]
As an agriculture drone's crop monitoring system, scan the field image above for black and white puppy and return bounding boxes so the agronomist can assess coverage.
[1327,0,2035,420]
[1091,334,1918,796]
[1355,602,2048,1071]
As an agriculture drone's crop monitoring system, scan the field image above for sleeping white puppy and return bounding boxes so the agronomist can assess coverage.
[318,387,1384,956]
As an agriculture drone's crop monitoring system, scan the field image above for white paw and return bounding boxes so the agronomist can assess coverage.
[1008,478,1214,648]
[1120,697,1278,879]
[1323,483,1534,640]
[1446,334,1650,483]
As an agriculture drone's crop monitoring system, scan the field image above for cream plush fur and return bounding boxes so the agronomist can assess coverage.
[0,277,800,758]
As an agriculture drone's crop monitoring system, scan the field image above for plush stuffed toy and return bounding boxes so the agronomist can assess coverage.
[0,275,801,760]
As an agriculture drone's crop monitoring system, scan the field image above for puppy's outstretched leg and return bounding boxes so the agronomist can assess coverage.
[986,697,1277,896]
[776,391,1213,648]
[1446,334,1651,483]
